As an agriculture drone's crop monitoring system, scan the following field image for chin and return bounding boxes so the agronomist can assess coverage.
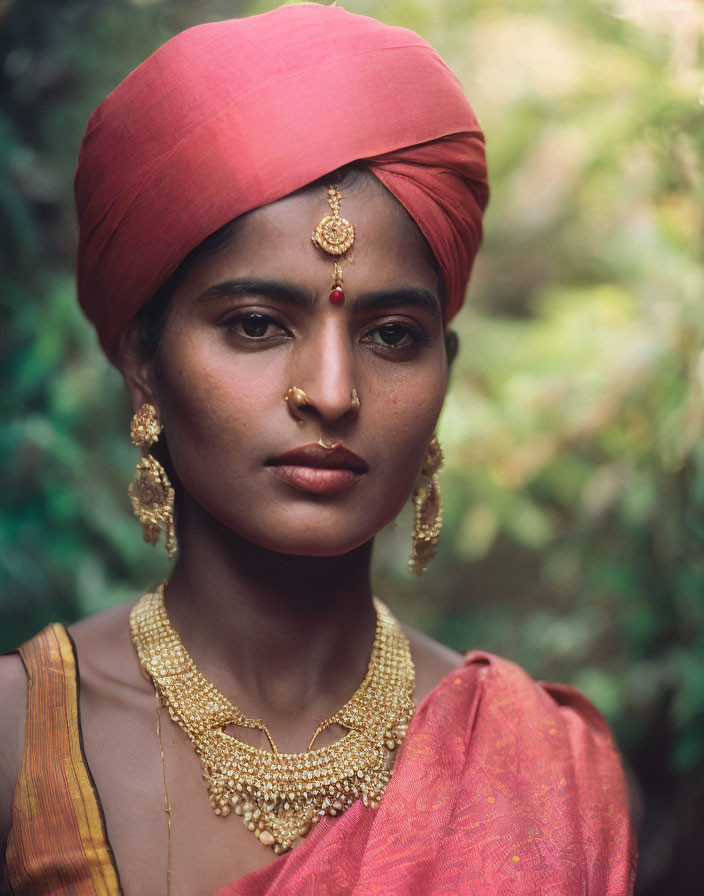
[199,487,408,559]
[246,528,372,559]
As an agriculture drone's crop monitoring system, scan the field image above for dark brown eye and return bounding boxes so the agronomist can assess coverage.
[241,313,270,337]
[376,323,408,346]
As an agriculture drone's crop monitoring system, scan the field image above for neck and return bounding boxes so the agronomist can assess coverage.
[161,498,378,726]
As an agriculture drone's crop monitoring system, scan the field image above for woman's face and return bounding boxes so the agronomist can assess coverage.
[128,176,447,557]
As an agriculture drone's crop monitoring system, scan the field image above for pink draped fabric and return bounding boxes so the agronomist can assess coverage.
[216,652,636,895]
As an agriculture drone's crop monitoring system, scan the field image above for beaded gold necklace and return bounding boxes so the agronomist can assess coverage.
[130,585,415,854]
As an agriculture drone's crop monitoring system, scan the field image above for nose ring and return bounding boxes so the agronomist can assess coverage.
[284,386,361,426]
[284,386,310,426]
[317,438,342,450]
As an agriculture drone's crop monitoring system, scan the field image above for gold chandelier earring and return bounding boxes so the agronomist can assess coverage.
[128,403,177,558]
[408,436,444,576]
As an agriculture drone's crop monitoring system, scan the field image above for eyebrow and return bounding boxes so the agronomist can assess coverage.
[197,278,315,308]
[355,287,442,320]
[197,278,442,319]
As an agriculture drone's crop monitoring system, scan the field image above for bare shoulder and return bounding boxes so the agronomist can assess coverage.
[0,652,28,852]
[68,600,147,701]
[403,624,465,705]
[68,600,134,662]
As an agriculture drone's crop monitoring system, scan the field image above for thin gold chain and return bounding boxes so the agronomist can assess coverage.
[155,689,172,896]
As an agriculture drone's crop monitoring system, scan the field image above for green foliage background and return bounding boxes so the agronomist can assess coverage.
[2,0,703,891]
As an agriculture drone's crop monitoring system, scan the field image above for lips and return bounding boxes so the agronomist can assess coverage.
[267,443,368,495]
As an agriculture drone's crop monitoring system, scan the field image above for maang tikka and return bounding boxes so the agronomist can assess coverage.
[128,403,177,558]
[312,186,355,304]
[408,436,444,576]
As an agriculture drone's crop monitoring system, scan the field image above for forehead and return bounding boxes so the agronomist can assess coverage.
[180,177,440,297]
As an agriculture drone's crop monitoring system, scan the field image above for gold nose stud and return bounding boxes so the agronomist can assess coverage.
[284,386,310,426]
[284,386,361,425]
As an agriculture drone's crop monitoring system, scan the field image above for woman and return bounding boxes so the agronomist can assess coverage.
[0,4,636,894]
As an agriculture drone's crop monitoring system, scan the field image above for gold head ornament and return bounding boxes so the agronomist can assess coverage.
[312,186,355,305]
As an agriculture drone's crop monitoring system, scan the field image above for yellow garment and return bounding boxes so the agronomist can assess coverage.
[6,624,122,895]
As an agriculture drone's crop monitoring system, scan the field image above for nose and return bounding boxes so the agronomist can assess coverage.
[286,315,359,426]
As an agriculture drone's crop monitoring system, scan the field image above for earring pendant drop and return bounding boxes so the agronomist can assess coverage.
[329,261,345,305]
[128,403,177,558]
[408,436,444,576]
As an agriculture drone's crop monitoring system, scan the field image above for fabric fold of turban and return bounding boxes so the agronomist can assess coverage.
[75,3,489,365]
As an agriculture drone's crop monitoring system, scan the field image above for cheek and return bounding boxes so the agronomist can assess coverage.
[363,361,447,505]
[371,357,447,435]
[153,335,266,483]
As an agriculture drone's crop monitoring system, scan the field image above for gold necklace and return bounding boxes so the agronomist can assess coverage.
[130,584,415,854]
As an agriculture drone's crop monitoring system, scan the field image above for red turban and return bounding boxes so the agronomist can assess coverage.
[75,3,488,366]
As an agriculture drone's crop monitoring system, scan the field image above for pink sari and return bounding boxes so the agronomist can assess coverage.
[215,652,636,895]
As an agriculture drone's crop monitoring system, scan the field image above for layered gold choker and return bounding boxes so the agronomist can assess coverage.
[130,585,415,853]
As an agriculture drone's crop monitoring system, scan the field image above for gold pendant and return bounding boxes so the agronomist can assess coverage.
[311,186,355,255]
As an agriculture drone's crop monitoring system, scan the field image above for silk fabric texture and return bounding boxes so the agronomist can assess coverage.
[74,3,489,365]
[219,653,636,895]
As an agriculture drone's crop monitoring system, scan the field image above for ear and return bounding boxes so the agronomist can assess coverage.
[119,318,159,413]
[444,329,459,369]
